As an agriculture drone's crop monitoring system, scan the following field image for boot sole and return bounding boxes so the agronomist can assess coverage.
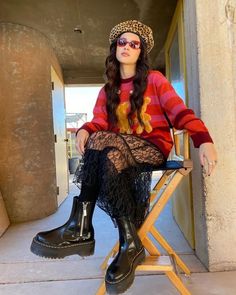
[105,247,145,294]
[30,238,95,259]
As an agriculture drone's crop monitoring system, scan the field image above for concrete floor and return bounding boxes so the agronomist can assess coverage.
[0,175,236,295]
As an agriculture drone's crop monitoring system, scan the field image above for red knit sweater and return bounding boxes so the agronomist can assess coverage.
[78,70,213,158]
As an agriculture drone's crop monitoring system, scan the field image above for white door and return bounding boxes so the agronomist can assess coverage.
[51,66,68,205]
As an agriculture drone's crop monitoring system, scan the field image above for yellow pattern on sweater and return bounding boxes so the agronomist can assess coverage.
[116,101,132,134]
[116,97,152,134]
[135,96,152,134]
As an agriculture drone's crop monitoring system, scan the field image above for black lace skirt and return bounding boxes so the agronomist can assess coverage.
[73,131,166,228]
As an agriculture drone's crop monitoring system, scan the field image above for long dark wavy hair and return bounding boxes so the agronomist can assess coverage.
[104,36,150,129]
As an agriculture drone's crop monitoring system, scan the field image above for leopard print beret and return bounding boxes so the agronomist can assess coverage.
[109,20,154,53]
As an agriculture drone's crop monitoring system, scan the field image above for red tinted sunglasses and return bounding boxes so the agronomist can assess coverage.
[117,37,141,50]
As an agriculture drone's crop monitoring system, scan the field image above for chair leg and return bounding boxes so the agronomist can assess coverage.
[150,226,191,275]
[96,281,106,295]
[150,170,173,202]
[100,242,119,270]
[142,236,161,256]
[165,271,191,295]
[138,172,183,239]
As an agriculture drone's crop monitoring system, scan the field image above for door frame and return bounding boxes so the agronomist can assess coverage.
[51,66,69,206]
[164,0,195,248]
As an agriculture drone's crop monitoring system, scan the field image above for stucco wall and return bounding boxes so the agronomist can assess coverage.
[0,190,10,236]
[0,23,63,223]
[184,0,236,271]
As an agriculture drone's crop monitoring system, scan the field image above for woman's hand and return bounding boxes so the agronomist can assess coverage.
[75,129,89,155]
[199,142,217,176]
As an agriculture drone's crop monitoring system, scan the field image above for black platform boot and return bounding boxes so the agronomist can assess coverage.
[105,217,145,294]
[30,197,95,259]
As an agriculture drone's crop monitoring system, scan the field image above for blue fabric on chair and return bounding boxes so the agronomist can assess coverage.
[154,160,184,171]
[140,160,184,173]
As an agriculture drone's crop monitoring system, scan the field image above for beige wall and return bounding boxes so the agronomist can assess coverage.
[184,0,236,271]
[0,23,63,223]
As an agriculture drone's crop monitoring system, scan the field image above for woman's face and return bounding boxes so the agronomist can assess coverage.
[116,32,141,65]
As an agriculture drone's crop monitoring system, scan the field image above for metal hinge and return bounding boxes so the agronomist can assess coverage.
[57,186,59,195]
[54,134,57,143]
[51,81,54,90]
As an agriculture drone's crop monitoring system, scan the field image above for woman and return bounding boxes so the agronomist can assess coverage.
[31,20,217,294]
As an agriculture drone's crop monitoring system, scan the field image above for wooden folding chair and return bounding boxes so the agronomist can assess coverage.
[96,130,193,295]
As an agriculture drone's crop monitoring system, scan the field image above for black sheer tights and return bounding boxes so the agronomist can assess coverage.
[74,131,165,228]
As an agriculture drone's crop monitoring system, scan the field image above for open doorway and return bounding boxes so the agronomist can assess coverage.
[65,85,102,176]
[51,66,69,206]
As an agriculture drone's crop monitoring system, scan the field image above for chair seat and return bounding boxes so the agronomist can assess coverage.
[154,160,184,171]
[141,160,184,173]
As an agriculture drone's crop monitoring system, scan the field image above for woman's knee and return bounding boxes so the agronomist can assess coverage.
[87,131,121,149]
[86,131,107,149]
[101,147,128,172]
